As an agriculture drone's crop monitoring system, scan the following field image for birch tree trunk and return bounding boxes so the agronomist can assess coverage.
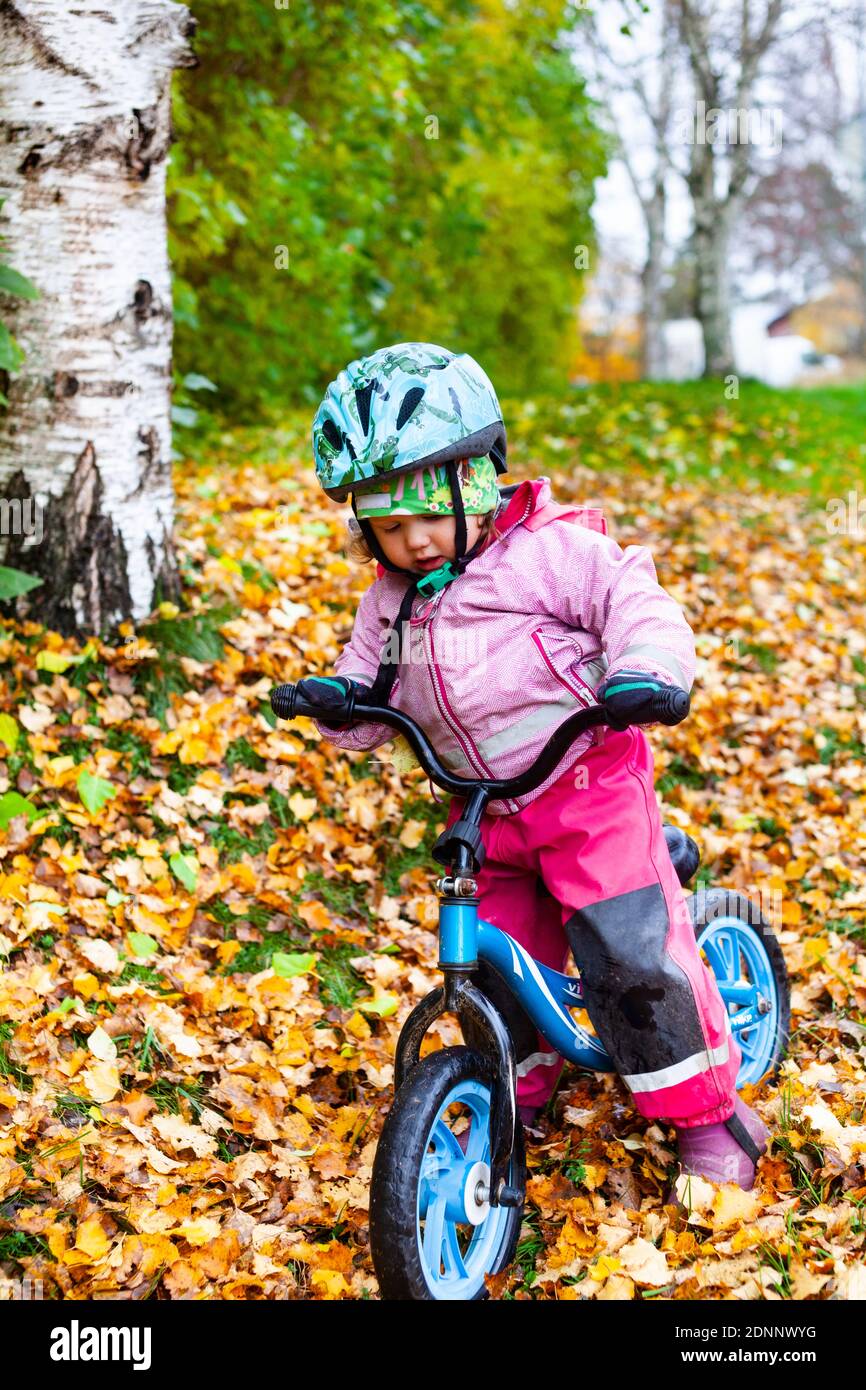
[685,79,738,377]
[586,0,677,380]
[691,188,736,377]
[0,0,195,637]
[642,174,669,378]
[677,0,784,379]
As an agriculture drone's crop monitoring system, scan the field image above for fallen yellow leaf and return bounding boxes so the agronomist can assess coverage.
[74,1216,110,1260]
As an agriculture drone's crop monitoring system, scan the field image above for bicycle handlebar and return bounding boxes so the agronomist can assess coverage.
[270,681,690,800]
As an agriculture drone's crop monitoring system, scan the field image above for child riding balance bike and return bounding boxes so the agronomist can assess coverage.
[269,341,790,1301]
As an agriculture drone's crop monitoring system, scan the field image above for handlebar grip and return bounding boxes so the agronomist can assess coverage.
[270,683,297,720]
[648,686,690,725]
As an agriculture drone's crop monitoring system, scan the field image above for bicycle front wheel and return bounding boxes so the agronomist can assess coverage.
[369,1046,526,1301]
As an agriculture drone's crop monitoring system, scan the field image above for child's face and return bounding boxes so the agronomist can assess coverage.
[368,512,485,574]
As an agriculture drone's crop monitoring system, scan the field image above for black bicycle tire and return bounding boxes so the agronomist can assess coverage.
[369,1045,527,1301]
[689,887,791,1083]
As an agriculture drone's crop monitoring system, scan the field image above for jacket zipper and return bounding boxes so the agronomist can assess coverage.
[515,494,533,528]
[424,600,521,814]
[415,487,535,813]
[530,631,596,708]
[424,621,486,777]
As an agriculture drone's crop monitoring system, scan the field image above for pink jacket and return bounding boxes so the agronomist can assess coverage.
[314,475,696,814]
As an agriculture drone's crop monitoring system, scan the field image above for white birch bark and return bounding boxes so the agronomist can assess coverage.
[0,0,195,635]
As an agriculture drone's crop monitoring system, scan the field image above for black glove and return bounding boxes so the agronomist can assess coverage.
[296,676,373,730]
[596,669,686,730]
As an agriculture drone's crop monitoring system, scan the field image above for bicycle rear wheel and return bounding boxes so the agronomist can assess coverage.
[690,888,790,1087]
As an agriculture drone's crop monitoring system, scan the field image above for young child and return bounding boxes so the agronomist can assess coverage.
[304,340,770,1194]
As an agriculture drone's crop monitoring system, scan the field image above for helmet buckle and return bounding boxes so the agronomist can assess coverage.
[416,561,458,596]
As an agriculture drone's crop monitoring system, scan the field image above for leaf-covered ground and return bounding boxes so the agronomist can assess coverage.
[0,402,865,1300]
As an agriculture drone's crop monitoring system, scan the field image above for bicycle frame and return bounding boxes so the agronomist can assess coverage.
[394,894,770,1208]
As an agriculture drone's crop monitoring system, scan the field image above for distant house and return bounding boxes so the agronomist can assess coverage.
[766,308,796,337]
[661,300,836,385]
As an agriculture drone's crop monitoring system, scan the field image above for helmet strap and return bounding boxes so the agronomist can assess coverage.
[448,458,468,563]
[444,458,489,576]
[367,576,419,706]
[351,461,491,707]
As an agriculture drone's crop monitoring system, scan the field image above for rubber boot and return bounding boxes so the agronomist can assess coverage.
[518,1103,545,1139]
[672,1094,770,1194]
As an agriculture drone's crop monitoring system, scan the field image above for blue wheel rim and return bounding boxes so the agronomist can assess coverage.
[697,914,779,1087]
[416,1077,515,1300]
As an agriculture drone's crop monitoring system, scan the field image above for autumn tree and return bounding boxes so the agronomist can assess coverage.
[169,0,607,416]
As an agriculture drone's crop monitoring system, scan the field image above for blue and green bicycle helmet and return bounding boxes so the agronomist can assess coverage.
[312,342,508,704]
[313,341,506,500]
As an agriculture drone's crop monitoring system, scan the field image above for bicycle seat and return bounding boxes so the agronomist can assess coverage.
[663,823,701,887]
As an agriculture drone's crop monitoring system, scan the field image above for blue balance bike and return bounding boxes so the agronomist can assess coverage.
[271,683,790,1302]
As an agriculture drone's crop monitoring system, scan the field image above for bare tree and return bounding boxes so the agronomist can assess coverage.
[583,1,681,378]
[738,162,863,300]
[673,0,787,376]
[0,0,195,637]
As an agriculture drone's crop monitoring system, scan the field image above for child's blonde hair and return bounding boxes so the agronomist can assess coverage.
[344,504,504,565]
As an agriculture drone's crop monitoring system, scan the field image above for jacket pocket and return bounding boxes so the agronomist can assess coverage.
[530,626,598,708]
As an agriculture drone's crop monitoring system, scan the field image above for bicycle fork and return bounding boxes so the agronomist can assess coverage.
[393,855,622,1207]
[394,894,522,1209]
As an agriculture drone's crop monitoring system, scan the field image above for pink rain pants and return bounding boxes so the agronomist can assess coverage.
[444,724,740,1129]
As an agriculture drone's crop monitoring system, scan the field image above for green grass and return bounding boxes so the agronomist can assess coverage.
[834,917,866,944]
[117,962,177,994]
[507,1206,546,1295]
[560,1136,593,1187]
[56,736,92,765]
[266,786,295,827]
[0,1022,31,1092]
[757,1239,792,1299]
[167,761,207,795]
[207,816,277,864]
[222,930,310,975]
[104,728,154,779]
[141,600,238,664]
[133,1027,176,1074]
[815,725,866,766]
[757,816,784,840]
[235,384,866,501]
[145,1078,210,1118]
[132,655,191,730]
[739,641,781,674]
[657,757,716,797]
[226,737,266,772]
[3,746,37,781]
[204,897,277,934]
[203,896,317,975]
[52,1091,94,1125]
[301,867,371,922]
[774,1134,827,1207]
[380,797,446,896]
[507,380,866,497]
[317,942,367,1010]
[67,655,108,693]
[0,1230,52,1265]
